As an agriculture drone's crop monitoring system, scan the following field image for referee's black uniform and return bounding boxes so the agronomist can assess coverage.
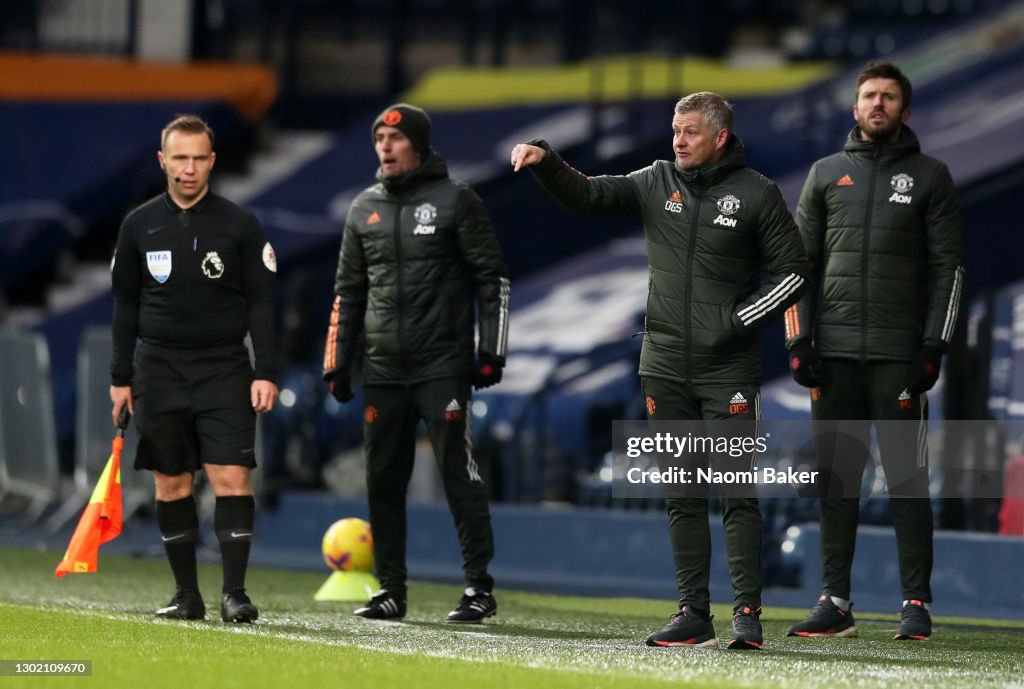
[111,188,277,621]
[112,191,277,470]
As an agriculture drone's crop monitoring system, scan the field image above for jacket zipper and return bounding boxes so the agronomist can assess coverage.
[861,150,879,362]
[684,190,702,381]
[393,202,407,379]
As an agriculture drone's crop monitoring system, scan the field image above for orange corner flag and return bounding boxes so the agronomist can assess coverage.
[55,436,124,578]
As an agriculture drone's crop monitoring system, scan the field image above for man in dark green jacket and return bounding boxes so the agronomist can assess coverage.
[323,103,510,624]
[512,92,809,650]
[784,61,964,641]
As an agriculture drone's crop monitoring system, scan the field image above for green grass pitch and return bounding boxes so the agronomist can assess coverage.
[1,545,1022,689]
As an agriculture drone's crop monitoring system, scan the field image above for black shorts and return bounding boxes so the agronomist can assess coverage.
[132,342,256,475]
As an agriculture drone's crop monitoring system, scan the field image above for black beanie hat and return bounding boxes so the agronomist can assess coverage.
[371,103,432,157]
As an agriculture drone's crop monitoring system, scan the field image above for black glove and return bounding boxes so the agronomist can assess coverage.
[324,370,353,403]
[473,352,504,390]
[788,340,822,388]
[906,346,942,395]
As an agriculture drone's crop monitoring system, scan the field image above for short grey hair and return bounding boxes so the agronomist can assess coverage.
[674,92,734,135]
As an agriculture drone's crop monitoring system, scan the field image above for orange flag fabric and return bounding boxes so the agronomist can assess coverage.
[55,436,124,578]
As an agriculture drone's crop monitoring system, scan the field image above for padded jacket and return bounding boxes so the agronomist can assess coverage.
[784,126,964,361]
[529,135,809,385]
[324,152,510,385]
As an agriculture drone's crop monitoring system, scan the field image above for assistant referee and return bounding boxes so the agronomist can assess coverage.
[110,114,278,624]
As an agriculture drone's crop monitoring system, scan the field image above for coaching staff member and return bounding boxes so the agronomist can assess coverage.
[110,114,279,623]
[511,92,808,650]
[784,61,964,641]
[323,104,510,623]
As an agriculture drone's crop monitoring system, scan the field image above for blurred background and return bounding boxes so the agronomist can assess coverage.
[2,0,1024,613]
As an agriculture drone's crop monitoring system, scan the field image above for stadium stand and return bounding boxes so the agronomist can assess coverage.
[0,330,59,522]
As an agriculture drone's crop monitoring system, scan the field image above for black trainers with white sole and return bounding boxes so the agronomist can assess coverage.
[446,588,497,623]
[156,588,206,620]
[354,590,407,620]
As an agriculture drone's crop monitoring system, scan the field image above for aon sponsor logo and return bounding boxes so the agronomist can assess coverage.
[713,214,737,227]
[888,192,912,205]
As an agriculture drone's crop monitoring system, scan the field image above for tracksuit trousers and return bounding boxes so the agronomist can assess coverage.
[811,358,933,602]
[642,376,763,613]
[363,378,494,596]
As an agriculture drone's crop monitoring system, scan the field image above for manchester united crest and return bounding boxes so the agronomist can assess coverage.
[890,173,914,194]
[716,195,741,216]
[414,203,437,225]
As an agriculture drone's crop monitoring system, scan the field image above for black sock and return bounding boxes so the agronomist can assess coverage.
[155,496,200,592]
[215,495,255,593]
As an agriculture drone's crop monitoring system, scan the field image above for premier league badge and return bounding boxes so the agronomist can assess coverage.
[201,251,225,279]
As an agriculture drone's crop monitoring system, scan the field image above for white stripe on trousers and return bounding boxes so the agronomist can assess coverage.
[464,415,482,483]
[916,392,929,469]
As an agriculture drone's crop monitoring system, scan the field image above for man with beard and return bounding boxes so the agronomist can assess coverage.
[784,61,964,641]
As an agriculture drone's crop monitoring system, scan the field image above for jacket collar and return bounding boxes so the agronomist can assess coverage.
[843,124,921,162]
[674,133,748,187]
[377,148,449,195]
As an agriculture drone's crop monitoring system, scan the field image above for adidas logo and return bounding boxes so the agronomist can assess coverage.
[729,392,750,415]
[669,190,681,202]
[837,174,854,187]
[898,388,913,409]
[367,211,381,224]
[444,398,463,421]
[664,190,683,213]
